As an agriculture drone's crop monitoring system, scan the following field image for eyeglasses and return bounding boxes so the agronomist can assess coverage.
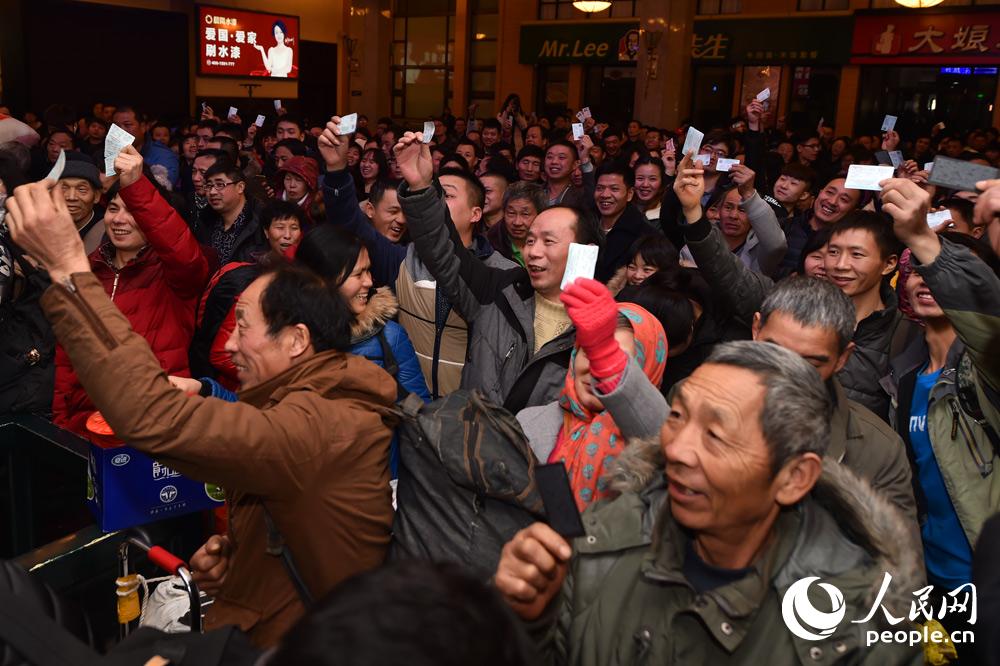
[700,147,729,158]
[206,181,236,192]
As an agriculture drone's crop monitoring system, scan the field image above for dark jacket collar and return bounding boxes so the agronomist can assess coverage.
[472,233,496,260]
[605,203,648,235]
[854,281,900,342]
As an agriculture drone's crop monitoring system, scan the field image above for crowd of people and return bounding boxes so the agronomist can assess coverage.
[1,91,999,665]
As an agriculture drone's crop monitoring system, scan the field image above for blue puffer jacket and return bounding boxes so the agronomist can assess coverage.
[201,287,429,477]
[349,289,430,397]
[350,287,431,476]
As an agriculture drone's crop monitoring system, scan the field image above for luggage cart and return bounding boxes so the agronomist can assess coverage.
[117,529,201,639]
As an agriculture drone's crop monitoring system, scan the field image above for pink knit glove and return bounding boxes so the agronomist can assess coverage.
[560,278,627,382]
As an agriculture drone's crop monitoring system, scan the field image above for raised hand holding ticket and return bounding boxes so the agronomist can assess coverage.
[560,243,600,290]
[340,113,358,134]
[844,164,894,191]
[104,123,136,177]
[682,127,704,157]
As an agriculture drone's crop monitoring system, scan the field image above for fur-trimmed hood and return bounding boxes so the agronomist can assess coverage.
[350,286,399,344]
[605,435,925,618]
[606,265,628,297]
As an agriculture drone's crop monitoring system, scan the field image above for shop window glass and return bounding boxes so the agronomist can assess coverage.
[698,0,742,14]
[469,0,499,117]
[406,17,448,66]
[869,0,979,5]
[472,14,498,39]
[471,41,498,67]
[582,66,635,125]
[798,0,848,8]
[472,71,496,92]
[391,42,405,67]
[537,65,570,118]
[391,1,454,119]
[404,69,449,119]
[856,65,997,135]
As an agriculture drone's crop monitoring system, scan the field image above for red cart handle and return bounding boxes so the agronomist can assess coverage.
[147,546,186,575]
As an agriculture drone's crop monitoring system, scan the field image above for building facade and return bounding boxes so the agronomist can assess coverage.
[2,0,998,138]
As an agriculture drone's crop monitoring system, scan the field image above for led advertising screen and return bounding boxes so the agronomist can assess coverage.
[198,5,300,78]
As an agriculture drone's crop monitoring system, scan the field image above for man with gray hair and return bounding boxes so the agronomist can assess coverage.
[751,276,917,522]
[486,180,546,266]
[495,341,922,665]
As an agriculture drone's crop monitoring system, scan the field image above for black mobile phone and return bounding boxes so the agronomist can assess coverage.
[927,155,999,192]
[535,463,586,539]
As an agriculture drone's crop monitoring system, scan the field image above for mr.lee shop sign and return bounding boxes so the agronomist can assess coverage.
[520,21,640,65]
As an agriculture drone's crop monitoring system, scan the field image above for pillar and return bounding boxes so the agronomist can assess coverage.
[568,65,586,111]
[635,0,695,130]
[496,0,538,112]
[453,0,471,114]
[835,65,860,138]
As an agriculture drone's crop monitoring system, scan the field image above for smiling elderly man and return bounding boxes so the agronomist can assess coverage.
[6,179,397,648]
[495,341,922,665]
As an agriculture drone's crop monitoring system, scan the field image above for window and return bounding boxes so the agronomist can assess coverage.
[538,0,636,20]
[391,0,455,119]
[468,0,498,117]
[797,0,848,9]
[697,0,742,14]
[537,65,570,118]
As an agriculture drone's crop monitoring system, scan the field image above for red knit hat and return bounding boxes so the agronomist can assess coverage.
[276,155,319,191]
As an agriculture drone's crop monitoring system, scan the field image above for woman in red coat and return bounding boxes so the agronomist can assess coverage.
[53,146,209,434]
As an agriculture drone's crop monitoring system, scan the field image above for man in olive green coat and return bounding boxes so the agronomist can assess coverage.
[496,341,924,665]
[751,275,917,524]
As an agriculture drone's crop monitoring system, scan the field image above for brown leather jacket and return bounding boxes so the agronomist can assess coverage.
[41,272,398,647]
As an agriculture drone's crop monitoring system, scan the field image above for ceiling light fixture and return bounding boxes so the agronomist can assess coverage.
[573,1,612,13]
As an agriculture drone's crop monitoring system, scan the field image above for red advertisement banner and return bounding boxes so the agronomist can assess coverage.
[852,11,1000,65]
[197,5,300,78]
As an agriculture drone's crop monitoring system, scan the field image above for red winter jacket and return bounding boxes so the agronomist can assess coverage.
[53,176,210,435]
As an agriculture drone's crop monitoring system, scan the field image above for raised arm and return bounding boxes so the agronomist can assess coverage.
[115,148,208,299]
[393,130,514,319]
[730,163,787,277]
[882,177,1000,392]
[674,152,773,326]
[560,278,668,439]
[742,100,772,193]
[318,117,407,288]
[576,134,597,212]
[6,181,368,497]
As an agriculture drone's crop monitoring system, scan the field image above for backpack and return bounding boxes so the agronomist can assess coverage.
[0,246,56,416]
[388,390,546,578]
